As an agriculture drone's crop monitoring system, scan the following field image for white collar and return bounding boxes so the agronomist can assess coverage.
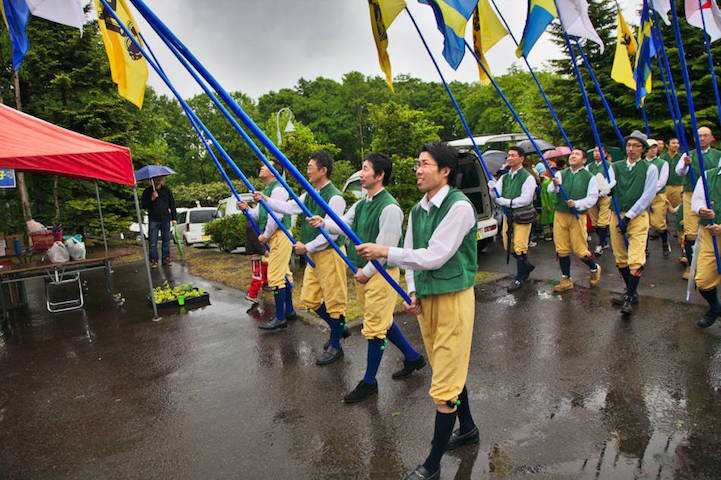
[366,187,385,201]
[420,185,450,212]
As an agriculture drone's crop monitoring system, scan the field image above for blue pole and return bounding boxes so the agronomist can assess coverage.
[489,0,573,149]
[651,23,683,143]
[127,0,412,303]
[573,38,626,146]
[641,105,652,137]
[697,0,721,127]
[99,0,316,268]
[668,0,721,273]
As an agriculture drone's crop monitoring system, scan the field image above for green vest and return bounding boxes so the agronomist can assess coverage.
[684,148,721,192]
[411,188,478,298]
[299,182,345,247]
[346,189,400,268]
[700,168,721,226]
[586,161,608,177]
[554,167,593,214]
[649,157,667,193]
[258,181,292,232]
[612,159,649,212]
[501,168,532,213]
[662,152,683,186]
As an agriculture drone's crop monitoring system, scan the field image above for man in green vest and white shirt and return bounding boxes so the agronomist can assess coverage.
[254,151,348,365]
[645,139,671,256]
[675,127,721,279]
[587,145,616,255]
[309,153,426,404]
[610,130,659,315]
[238,159,296,330]
[357,142,479,480]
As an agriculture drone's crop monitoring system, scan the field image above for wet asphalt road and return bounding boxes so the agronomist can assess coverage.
[1,237,721,479]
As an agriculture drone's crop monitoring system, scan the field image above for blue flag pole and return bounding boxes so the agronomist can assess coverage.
[669,0,721,273]
[641,105,652,137]
[489,0,573,150]
[98,4,318,269]
[651,24,684,144]
[697,0,721,127]
[573,38,626,147]
[127,0,412,304]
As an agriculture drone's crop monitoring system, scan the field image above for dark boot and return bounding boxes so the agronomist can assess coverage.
[392,355,426,379]
[343,380,378,404]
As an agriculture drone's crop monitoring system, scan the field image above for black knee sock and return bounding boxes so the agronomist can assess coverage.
[422,410,457,474]
[700,287,721,311]
[627,272,641,297]
[685,238,694,263]
[660,230,669,245]
[559,256,571,277]
[457,386,476,434]
[618,266,631,289]
[582,255,597,270]
[597,227,609,247]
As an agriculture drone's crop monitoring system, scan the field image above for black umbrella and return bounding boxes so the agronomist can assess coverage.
[514,138,555,155]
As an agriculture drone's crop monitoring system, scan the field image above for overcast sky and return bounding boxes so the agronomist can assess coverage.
[119,0,640,101]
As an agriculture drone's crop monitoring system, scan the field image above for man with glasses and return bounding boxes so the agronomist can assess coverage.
[357,142,479,480]
[609,131,659,315]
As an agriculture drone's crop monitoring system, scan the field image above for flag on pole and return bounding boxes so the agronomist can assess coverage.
[368,0,406,92]
[635,0,656,107]
[26,0,85,30]
[471,0,508,84]
[555,0,604,52]
[419,0,478,69]
[516,0,557,58]
[686,0,721,42]
[0,0,30,70]
[93,0,148,109]
[651,0,671,25]
[611,8,637,90]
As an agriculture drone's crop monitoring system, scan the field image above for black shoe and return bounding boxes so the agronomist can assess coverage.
[405,465,440,480]
[522,263,536,281]
[150,260,158,269]
[392,355,426,380]
[698,309,720,328]
[621,298,634,315]
[507,279,523,292]
[343,380,378,403]
[612,292,638,306]
[663,243,671,257]
[258,318,288,330]
[316,346,343,366]
[446,426,480,451]
[323,326,351,350]
[285,311,298,321]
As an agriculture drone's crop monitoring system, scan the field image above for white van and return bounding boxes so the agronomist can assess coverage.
[174,207,216,246]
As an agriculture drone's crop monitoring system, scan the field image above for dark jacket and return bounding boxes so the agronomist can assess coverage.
[244,220,265,255]
[141,185,177,222]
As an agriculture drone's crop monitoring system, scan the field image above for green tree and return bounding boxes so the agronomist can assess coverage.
[368,101,441,158]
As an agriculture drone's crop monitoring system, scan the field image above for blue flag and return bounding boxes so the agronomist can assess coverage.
[0,0,30,70]
[418,0,477,69]
[635,0,657,107]
[516,0,557,58]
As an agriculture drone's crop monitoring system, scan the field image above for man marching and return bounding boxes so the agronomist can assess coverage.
[254,150,348,365]
[692,166,721,328]
[238,159,296,330]
[309,153,426,403]
[587,145,616,255]
[357,142,478,480]
[662,138,684,209]
[492,146,537,292]
[547,148,601,292]
[646,139,671,256]
[610,131,659,315]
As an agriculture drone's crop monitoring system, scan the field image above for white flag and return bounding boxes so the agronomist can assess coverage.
[26,0,86,31]
[650,0,671,25]
[555,0,604,52]
[686,0,721,42]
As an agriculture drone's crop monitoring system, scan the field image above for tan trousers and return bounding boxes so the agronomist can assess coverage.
[649,193,668,232]
[694,227,721,290]
[502,218,531,255]
[683,191,700,240]
[666,185,683,209]
[553,211,591,259]
[610,211,650,273]
[300,246,348,318]
[356,267,399,339]
[589,196,612,228]
[267,230,293,288]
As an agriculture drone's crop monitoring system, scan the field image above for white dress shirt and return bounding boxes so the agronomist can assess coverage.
[691,169,719,214]
[675,148,721,176]
[546,168,599,211]
[247,185,289,238]
[263,186,346,253]
[495,167,537,208]
[649,157,669,193]
[614,160,659,219]
[324,188,403,278]
[386,185,477,294]
[587,161,617,189]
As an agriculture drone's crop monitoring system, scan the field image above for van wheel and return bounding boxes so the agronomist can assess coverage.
[477,238,492,256]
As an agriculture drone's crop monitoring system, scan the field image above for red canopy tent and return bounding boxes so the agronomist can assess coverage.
[0,104,158,318]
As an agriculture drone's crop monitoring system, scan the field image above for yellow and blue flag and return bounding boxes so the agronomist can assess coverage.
[516,0,557,58]
[0,0,30,70]
[419,0,477,69]
[472,0,508,84]
[634,0,656,107]
[368,0,406,92]
[611,7,637,91]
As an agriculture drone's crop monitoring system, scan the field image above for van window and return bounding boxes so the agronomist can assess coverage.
[346,180,363,200]
[458,162,480,189]
[177,212,187,223]
[190,210,214,224]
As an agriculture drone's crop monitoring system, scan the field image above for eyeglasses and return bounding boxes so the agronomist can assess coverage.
[626,143,644,148]
[413,160,438,172]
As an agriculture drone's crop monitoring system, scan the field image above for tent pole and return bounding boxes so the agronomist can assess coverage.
[133,187,159,320]
[94,181,109,257]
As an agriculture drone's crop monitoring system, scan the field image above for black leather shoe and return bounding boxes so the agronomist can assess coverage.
[285,311,298,322]
[446,426,480,451]
[507,279,523,292]
[323,326,350,350]
[258,318,287,330]
[698,309,720,328]
[392,355,426,380]
[521,263,536,281]
[316,346,343,366]
[663,243,671,257]
[405,465,440,480]
[343,380,378,403]
[612,293,638,306]
[621,298,634,315]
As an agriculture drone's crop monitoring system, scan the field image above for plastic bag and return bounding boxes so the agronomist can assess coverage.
[65,237,86,260]
[26,219,46,234]
[47,241,70,263]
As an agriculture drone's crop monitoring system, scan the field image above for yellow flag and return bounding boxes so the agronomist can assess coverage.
[472,0,508,85]
[94,0,148,108]
[611,8,637,91]
[368,0,406,92]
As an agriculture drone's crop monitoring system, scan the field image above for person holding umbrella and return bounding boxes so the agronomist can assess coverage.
[138,166,177,268]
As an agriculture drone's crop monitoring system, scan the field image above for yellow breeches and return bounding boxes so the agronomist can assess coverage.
[649,193,668,232]
[553,211,591,259]
[267,231,293,288]
[666,185,683,209]
[356,267,399,340]
[589,196,612,228]
[502,218,531,255]
[694,227,721,290]
[610,211,650,273]
[683,191,700,240]
[417,287,475,406]
[300,246,348,318]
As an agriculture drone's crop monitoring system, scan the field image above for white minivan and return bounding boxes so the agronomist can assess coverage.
[174,207,216,246]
